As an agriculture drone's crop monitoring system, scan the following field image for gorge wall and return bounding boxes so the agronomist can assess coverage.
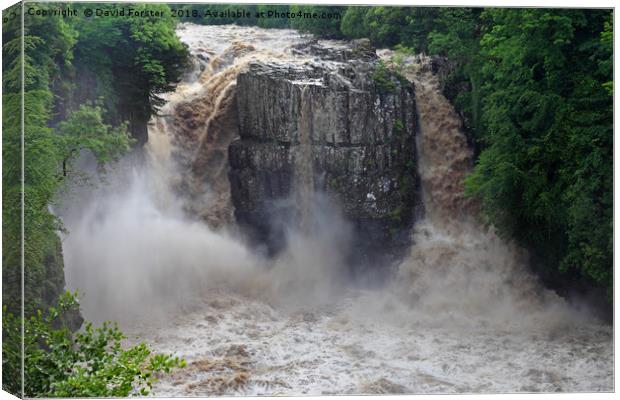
[161,26,419,271]
[229,47,417,267]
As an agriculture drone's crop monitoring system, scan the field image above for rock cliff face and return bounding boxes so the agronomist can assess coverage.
[150,28,419,269]
[228,44,418,267]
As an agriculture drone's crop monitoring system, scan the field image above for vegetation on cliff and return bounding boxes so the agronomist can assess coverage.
[2,2,187,396]
[69,3,188,143]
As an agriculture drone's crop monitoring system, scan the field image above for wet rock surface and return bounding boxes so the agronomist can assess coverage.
[229,47,417,267]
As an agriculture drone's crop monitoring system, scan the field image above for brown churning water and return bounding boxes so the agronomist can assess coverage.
[60,24,612,396]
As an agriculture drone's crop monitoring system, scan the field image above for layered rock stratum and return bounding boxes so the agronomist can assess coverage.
[152,25,418,266]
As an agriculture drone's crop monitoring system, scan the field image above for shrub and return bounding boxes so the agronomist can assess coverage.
[2,292,185,397]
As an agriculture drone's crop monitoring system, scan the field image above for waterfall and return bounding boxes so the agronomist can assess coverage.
[295,85,316,231]
[146,24,314,228]
[59,25,611,395]
[409,57,477,225]
[368,53,577,329]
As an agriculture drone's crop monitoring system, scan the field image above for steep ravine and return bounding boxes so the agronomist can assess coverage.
[62,24,612,396]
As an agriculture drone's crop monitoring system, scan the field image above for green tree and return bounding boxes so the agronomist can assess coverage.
[341,7,440,51]
[70,3,188,143]
[256,5,291,28]
[466,9,613,295]
[340,7,371,39]
[289,5,345,38]
[427,8,484,133]
[3,293,184,397]
[56,104,133,178]
[3,4,81,316]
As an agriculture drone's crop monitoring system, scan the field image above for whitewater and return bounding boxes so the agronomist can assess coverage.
[60,24,613,395]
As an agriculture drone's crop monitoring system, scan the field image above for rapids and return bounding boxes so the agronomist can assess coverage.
[60,24,612,395]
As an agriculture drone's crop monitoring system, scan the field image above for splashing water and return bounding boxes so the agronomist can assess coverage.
[60,25,612,395]
[377,52,586,331]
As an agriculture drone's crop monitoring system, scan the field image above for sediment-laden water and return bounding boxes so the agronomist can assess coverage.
[62,24,613,396]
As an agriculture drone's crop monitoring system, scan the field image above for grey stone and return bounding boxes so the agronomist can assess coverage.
[227,42,419,267]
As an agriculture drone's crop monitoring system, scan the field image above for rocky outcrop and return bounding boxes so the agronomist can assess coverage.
[228,46,418,267]
[159,33,419,269]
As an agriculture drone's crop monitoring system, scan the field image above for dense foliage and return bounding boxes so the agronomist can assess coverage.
[467,10,613,297]
[2,2,188,396]
[69,3,188,143]
[3,293,184,397]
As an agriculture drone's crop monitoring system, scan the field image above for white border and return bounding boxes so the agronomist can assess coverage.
[0,1,616,400]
